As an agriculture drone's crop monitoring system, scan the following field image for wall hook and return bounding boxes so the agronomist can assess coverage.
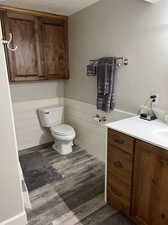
[1,33,18,51]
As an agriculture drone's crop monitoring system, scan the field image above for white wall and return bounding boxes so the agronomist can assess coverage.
[65,0,168,113]
[0,22,26,224]
[64,0,168,160]
[10,81,64,102]
[13,97,64,150]
[10,79,65,151]
[65,98,135,161]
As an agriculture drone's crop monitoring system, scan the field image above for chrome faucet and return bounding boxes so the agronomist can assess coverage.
[140,95,157,121]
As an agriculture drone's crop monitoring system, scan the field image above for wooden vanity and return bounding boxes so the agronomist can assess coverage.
[107,119,168,225]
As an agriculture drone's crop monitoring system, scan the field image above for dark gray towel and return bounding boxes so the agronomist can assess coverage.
[87,62,97,76]
[97,57,118,112]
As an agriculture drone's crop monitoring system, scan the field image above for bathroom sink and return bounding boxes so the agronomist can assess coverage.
[153,129,168,142]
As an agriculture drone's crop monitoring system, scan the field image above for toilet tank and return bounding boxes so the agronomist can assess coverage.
[38,106,64,127]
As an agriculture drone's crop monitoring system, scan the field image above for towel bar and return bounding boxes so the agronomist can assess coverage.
[89,57,128,67]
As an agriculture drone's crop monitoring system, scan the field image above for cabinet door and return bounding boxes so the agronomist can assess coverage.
[3,11,43,81]
[132,140,168,225]
[40,17,69,79]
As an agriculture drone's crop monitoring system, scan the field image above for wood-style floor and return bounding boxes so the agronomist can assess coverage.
[20,145,134,225]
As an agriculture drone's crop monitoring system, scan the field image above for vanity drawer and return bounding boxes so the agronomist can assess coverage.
[108,171,131,201]
[107,182,130,216]
[108,144,133,183]
[108,129,134,154]
[107,145,132,216]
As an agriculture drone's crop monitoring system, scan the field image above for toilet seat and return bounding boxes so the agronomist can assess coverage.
[50,124,75,136]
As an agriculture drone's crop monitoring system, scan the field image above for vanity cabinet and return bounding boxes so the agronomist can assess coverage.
[0,7,69,81]
[107,128,168,225]
[132,140,168,225]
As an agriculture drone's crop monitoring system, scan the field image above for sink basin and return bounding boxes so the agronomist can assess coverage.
[153,129,168,142]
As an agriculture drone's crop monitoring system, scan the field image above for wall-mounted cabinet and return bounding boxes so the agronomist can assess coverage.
[40,17,68,80]
[107,128,168,225]
[0,7,69,82]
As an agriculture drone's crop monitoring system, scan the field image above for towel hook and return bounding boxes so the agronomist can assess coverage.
[1,33,18,51]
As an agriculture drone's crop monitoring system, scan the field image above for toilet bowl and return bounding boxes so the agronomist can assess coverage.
[38,106,76,155]
[50,124,75,155]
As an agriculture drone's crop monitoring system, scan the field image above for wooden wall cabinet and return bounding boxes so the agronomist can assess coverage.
[0,8,69,82]
[107,128,168,225]
[40,17,68,80]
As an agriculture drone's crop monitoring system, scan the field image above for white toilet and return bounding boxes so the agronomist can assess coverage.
[38,106,76,155]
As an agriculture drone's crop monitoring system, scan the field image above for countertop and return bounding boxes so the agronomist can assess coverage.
[106,116,168,150]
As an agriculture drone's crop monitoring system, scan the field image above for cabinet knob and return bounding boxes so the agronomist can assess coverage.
[113,161,123,169]
[161,213,166,220]
[58,55,64,64]
[152,176,159,185]
[114,138,124,145]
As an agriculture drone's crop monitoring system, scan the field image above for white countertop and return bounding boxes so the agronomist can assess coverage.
[106,116,168,150]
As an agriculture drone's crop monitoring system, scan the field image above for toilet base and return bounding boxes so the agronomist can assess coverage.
[52,140,73,155]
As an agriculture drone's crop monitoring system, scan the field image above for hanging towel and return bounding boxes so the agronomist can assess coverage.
[87,61,97,76]
[96,57,118,112]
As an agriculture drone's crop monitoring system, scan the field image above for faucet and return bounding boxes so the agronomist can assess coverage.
[140,95,157,121]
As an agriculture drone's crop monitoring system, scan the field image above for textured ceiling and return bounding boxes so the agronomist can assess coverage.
[0,0,100,16]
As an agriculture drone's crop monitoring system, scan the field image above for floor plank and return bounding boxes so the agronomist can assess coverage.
[51,194,107,225]
[20,145,134,225]
[75,205,117,225]
[98,213,135,225]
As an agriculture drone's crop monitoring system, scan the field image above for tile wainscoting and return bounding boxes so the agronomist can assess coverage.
[12,98,64,151]
[12,96,135,155]
[64,98,135,161]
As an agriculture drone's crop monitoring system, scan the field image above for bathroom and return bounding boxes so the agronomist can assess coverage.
[0,0,168,224]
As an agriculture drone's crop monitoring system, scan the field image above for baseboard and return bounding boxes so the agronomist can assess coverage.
[19,142,54,155]
[1,211,27,225]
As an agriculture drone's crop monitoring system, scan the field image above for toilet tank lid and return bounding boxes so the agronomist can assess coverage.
[38,105,64,113]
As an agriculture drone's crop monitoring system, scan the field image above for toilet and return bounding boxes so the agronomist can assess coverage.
[38,106,75,155]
